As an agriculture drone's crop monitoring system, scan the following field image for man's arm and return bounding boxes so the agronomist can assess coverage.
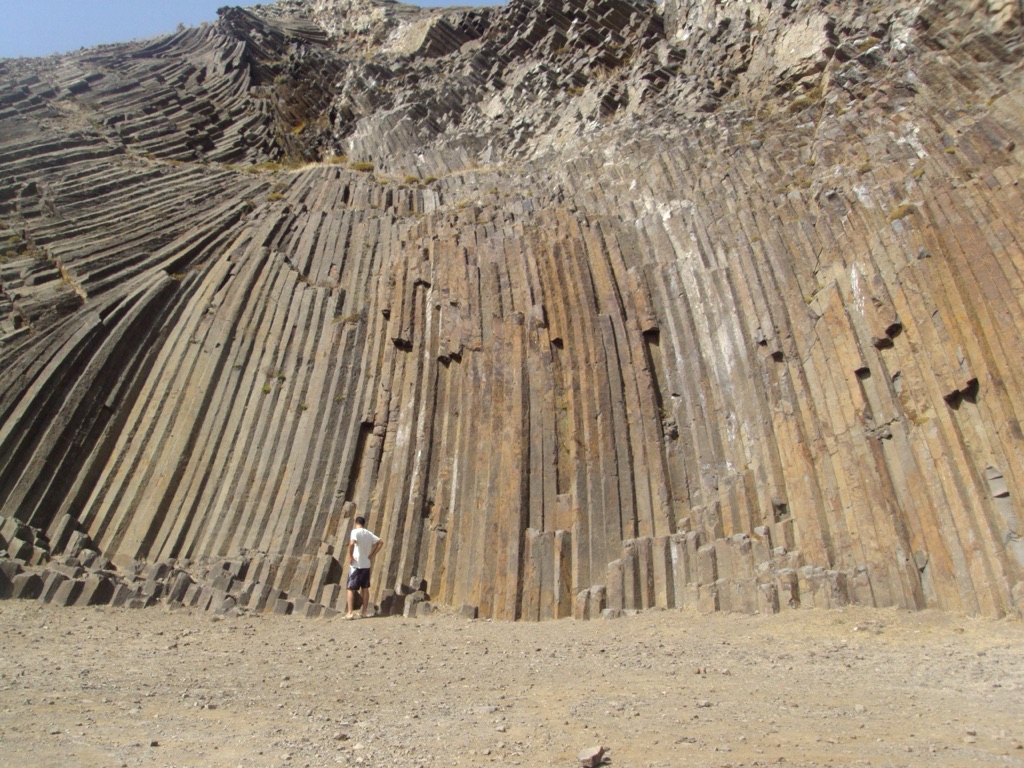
[346,538,355,568]
[369,538,383,561]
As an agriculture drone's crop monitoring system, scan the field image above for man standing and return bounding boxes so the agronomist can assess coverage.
[345,516,382,619]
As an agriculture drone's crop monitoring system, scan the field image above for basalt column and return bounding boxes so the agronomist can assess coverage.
[1,0,1023,618]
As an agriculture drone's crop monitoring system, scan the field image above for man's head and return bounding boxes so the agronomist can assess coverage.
[354,516,366,527]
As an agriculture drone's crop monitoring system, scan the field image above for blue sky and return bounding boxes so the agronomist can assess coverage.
[0,0,479,59]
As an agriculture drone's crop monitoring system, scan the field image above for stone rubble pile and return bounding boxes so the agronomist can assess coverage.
[0,513,455,618]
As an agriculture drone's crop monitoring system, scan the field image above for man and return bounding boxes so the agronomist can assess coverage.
[345,516,382,619]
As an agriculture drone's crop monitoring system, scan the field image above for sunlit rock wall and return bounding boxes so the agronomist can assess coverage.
[1,0,1023,617]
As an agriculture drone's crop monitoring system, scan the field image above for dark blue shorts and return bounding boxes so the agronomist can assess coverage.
[347,567,371,590]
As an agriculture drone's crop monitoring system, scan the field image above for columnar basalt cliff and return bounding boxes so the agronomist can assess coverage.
[2,0,1023,619]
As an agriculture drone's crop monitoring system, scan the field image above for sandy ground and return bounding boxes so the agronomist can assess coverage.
[0,601,1022,768]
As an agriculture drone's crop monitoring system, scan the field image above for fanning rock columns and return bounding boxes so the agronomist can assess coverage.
[1,0,1023,617]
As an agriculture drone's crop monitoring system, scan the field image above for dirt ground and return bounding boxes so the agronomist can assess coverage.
[0,601,1022,768]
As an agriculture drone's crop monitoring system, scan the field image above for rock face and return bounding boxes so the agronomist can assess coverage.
[1,0,1023,619]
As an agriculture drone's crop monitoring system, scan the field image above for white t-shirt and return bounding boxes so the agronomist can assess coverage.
[350,526,380,569]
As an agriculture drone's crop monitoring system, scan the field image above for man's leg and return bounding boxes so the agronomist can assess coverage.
[346,588,356,618]
[360,586,370,616]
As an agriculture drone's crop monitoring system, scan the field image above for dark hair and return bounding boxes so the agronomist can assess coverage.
[355,516,366,526]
